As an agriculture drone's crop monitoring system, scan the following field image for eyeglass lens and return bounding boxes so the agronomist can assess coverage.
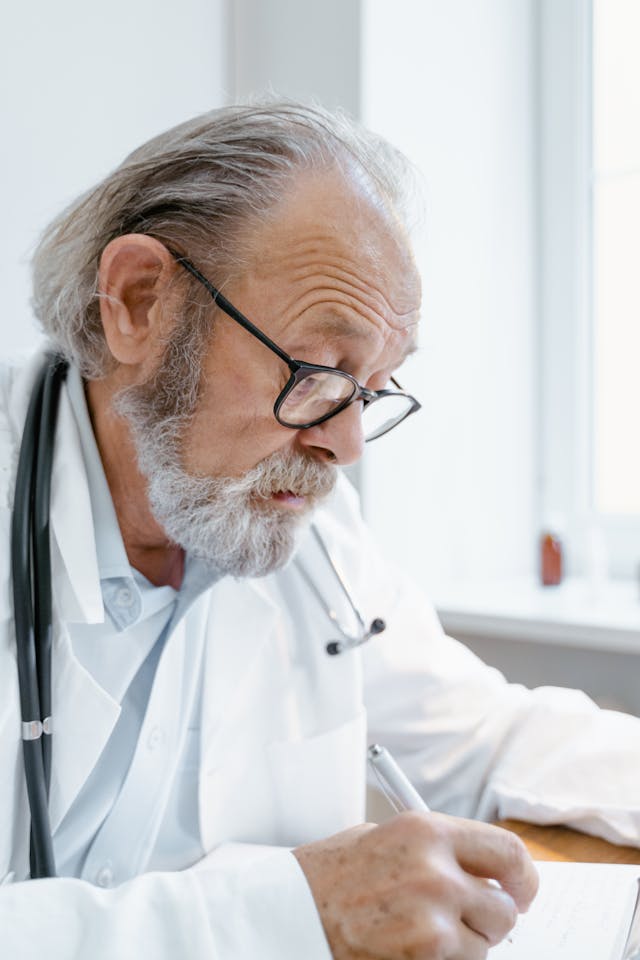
[279,372,355,425]
[279,372,414,440]
[361,392,414,441]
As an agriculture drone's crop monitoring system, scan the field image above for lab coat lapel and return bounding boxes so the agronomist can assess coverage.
[49,381,104,624]
[48,622,120,833]
[48,385,121,831]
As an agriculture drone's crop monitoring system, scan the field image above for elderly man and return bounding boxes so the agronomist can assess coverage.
[1,102,638,960]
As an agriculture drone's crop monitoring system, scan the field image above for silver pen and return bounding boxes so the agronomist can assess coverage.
[367,743,430,813]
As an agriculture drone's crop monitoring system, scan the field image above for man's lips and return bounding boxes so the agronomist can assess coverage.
[269,490,308,507]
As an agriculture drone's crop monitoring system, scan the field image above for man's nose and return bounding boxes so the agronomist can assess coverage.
[295,402,365,465]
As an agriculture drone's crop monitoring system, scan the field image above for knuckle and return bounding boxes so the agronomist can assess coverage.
[434,862,466,900]
[419,915,457,960]
[383,810,443,851]
[396,809,430,831]
[496,830,539,908]
[406,809,449,843]
[505,896,519,932]
[488,891,519,944]
[416,863,463,905]
[502,829,529,874]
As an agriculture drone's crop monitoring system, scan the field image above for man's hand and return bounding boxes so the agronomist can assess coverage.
[293,812,539,960]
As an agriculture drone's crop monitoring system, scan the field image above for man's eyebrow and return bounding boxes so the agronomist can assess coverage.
[308,315,420,361]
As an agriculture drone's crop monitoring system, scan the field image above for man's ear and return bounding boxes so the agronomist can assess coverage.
[97,234,177,368]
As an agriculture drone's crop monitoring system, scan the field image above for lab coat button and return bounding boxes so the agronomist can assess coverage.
[147,726,164,751]
[95,865,113,887]
[115,587,134,608]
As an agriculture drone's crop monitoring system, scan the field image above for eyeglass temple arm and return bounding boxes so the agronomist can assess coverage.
[170,251,298,371]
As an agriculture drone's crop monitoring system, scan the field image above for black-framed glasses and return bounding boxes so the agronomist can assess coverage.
[172,252,421,442]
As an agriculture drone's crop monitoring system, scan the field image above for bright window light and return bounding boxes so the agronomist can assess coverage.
[592,0,640,515]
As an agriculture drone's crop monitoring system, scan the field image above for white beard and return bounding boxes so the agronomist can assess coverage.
[141,447,336,577]
[114,389,336,577]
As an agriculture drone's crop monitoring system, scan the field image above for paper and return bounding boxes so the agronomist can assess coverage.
[489,861,640,960]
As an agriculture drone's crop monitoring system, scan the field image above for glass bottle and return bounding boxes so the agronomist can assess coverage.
[540,530,563,586]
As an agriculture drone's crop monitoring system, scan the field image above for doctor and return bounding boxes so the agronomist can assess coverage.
[1,102,639,960]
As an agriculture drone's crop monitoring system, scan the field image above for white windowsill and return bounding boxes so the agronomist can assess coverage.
[433,577,640,655]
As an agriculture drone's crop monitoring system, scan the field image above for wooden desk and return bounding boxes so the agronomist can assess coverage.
[499,820,640,865]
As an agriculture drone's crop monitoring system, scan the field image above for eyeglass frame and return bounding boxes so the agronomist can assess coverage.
[170,250,421,441]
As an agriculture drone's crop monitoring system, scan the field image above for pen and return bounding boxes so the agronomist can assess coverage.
[367,743,430,813]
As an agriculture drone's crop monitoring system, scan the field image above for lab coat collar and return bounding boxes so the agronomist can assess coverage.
[8,349,104,625]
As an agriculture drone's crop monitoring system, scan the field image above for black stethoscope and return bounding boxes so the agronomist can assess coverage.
[12,353,68,879]
[13,354,386,880]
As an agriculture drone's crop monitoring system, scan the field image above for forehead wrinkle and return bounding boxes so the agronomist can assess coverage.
[256,234,420,320]
[304,313,382,344]
[292,263,415,323]
[276,273,419,339]
[272,276,421,368]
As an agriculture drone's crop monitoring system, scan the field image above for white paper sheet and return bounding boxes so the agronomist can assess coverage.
[490,861,640,960]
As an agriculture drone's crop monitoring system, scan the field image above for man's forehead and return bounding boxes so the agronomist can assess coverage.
[241,168,422,317]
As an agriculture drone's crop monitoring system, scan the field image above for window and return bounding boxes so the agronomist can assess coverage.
[592,0,640,516]
[540,0,640,578]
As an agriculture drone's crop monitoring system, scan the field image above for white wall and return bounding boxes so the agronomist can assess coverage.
[360,0,538,590]
[231,0,361,114]
[1,0,229,357]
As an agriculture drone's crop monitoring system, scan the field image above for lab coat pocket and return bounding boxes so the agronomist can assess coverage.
[268,710,367,846]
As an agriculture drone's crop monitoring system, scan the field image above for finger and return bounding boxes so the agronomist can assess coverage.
[449,920,492,960]
[451,820,539,911]
[461,876,519,946]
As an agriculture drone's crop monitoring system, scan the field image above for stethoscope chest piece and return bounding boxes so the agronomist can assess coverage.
[325,616,386,656]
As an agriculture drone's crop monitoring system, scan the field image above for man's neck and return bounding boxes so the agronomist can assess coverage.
[84,377,185,590]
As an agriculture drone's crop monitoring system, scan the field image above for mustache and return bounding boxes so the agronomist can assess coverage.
[224,450,337,502]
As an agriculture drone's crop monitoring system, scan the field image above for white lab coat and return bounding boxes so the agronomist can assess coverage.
[1,350,640,959]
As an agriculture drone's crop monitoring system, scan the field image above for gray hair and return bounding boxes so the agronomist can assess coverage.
[31,100,415,378]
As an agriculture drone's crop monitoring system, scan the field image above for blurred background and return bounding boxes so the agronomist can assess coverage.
[2,0,639,708]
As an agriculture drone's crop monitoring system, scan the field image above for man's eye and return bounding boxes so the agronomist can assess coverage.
[288,375,331,405]
[289,376,314,399]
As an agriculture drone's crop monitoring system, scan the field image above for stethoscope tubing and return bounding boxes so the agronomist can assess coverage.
[12,354,67,879]
[33,359,67,793]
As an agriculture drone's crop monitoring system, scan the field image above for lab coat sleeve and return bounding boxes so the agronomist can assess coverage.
[0,845,332,960]
[328,483,640,847]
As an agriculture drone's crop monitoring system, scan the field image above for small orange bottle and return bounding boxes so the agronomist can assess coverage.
[540,531,563,586]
